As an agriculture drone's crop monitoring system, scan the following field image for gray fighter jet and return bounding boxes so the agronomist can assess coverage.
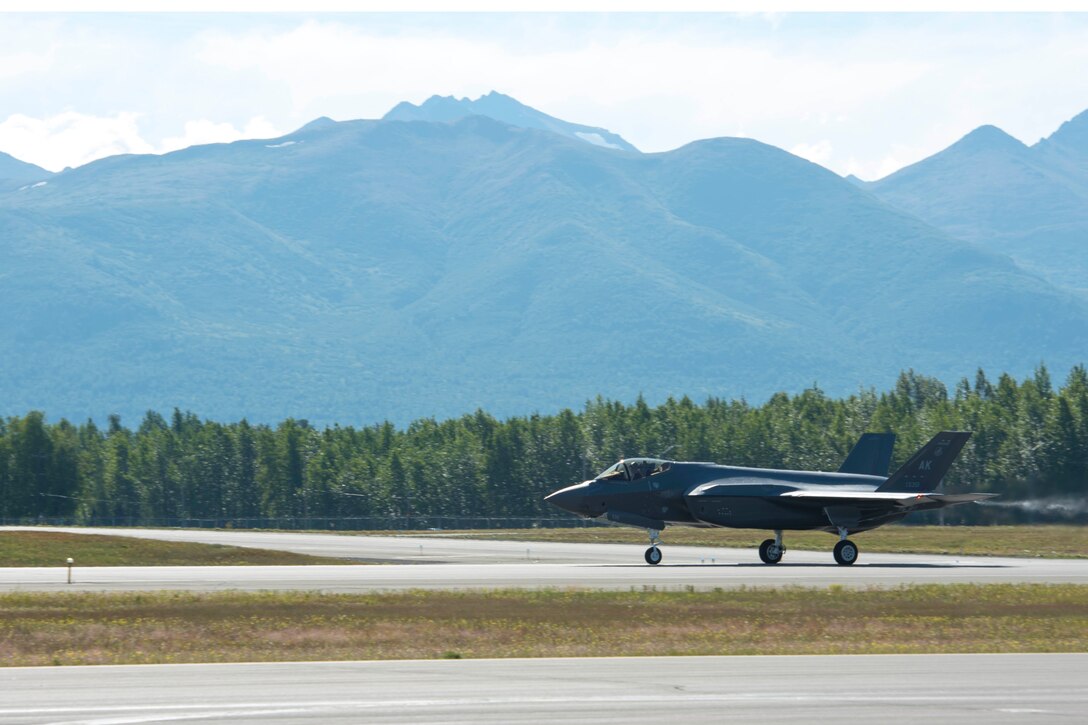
[545,432,994,565]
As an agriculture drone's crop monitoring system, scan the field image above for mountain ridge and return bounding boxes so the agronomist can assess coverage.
[2,97,1086,425]
[384,91,638,153]
[1038,108,1088,152]
[0,151,52,189]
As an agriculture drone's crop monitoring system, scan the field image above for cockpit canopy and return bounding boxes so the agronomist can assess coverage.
[597,457,672,482]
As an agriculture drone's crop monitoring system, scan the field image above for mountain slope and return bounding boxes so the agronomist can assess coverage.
[384,91,638,152]
[0,151,52,189]
[1,112,1085,425]
[1033,108,1088,194]
[867,115,1088,296]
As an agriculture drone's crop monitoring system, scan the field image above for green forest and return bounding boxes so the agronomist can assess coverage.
[1,367,1086,528]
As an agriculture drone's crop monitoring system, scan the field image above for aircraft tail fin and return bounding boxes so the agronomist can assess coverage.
[876,431,971,493]
[838,433,896,476]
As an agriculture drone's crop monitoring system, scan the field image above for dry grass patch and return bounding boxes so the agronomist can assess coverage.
[414,525,1088,558]
[1,585,1085,666]
[0,531,352,567]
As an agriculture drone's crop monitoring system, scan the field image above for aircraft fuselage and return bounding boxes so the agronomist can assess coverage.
[550,461,895,534]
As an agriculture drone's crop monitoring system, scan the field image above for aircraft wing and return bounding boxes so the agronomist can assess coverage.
[780,490,997,507]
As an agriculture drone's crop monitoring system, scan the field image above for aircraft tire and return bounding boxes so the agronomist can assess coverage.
[645,546,662,565]
[833,539,859,566]
[758,539,783,564]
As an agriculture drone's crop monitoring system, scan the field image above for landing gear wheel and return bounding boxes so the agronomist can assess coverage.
[833,539,859,566]
[758,538,783,564]
[645,546,663,565]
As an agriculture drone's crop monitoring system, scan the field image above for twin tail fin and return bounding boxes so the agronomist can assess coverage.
[838,433,896,477]
[875,431,971,493]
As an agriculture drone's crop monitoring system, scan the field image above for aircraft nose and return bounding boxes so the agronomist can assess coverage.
[544,482,588,515]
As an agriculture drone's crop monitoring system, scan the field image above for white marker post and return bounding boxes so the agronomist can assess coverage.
[66,557,74,584]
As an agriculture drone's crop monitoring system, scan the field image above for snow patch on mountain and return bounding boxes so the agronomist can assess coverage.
[574,132,622,150]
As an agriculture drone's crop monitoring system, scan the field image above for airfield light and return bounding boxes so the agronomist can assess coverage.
[66,557,74,584]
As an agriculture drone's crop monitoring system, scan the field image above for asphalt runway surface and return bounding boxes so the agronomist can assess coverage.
[4,526,1088,592]
[2,654,1086,724]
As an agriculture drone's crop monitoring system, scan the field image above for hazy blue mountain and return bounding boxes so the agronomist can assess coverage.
[1033,109,1088,195]
[0,151,51,189]
[1037,109,1088,160]
[867,112,1088,296]
[384,91,638,152]
[2,104,1086,426]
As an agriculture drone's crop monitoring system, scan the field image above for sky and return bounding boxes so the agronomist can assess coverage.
[2,11,1088,179]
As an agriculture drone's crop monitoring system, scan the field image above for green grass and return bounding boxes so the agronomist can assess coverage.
[410,525,1088,558]
[0,531,353,567]
[1,585,1085,666]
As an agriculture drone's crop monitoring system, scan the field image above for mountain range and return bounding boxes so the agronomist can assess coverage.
[1,94,1085,425]
[864,112,1088,298]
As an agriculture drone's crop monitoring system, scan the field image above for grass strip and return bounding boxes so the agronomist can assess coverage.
[1,584,1085,666]
[408,525,1088,558]
[0,531,353,567]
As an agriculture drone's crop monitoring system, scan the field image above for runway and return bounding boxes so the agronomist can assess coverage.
[1,654,1085,724]
[6,525,683,564]
[4,526,1088,592]
[5,558,1088,592]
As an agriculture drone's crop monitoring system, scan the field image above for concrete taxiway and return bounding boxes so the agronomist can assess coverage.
[1,654,1085,724]
[3,526,1088,592]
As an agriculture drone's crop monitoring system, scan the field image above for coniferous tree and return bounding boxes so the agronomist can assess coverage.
[3,365,1087,526]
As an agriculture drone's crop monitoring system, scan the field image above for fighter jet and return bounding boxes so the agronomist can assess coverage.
[544,431,994,565]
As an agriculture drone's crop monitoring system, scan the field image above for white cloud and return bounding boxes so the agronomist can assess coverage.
[789,139,833,166]
[193,20,506,114]
[0,112,154,171]
[191,20,933,135]
[872,153,913,181]
[0,112,284,172]
[0,49,55,80]
[159,116,282,154]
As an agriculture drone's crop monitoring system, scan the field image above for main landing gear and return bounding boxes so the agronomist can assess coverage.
[758,530,785,564]
[644,528,663,565]
[756,529,859,565]
[833,527,859,566]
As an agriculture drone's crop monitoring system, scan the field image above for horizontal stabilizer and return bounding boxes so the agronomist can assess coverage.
[876,431,971,493]
[838,433,896,476]
[923,493,998,505]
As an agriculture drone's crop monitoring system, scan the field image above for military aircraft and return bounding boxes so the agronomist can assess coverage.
[545,432,995,565]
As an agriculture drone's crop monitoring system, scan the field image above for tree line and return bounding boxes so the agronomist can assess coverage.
[1,366,1085,527]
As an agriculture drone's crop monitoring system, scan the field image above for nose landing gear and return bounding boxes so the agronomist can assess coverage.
[644,528,663,565]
